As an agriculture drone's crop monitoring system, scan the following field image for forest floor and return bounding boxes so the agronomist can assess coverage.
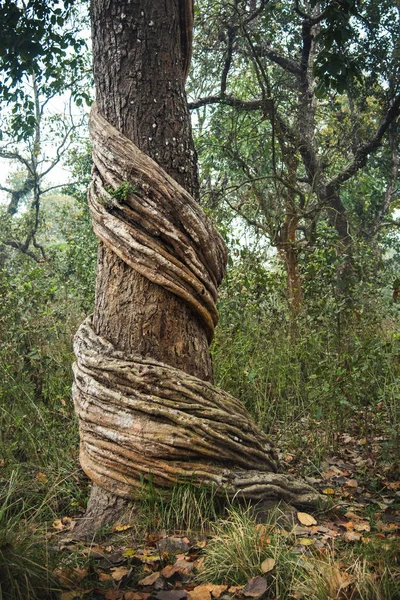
[46,415,400,600]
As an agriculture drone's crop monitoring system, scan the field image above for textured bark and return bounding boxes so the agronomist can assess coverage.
[74,317,320,506]
[79,0,208,532]
[90,0,211,383]
[73,109,320,508]
[74,0,321,534]
[280,244,302,316]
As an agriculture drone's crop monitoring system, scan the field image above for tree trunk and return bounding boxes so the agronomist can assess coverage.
[73,0,321,535]
[280,242,302,321]
[77,0,213,532]
[91,0,210,382]
[324,184,354,301]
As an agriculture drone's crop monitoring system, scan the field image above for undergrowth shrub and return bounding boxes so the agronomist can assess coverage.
[294,551,400,600]
[213,244,400,460]
[0,196,94,519]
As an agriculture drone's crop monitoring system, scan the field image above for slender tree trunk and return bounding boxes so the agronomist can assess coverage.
[324,184,354,301]
[282,245,302,316]
[277,227,303,341]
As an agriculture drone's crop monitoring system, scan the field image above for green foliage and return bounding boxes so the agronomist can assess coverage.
[105,181,137,203]
[0,191,94,522]
[212,237,400,458]
[191,0,400,312]
[0,0,91,137]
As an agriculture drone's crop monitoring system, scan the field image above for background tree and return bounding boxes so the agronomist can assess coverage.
[0,0,91,265]
[188,0,400,314]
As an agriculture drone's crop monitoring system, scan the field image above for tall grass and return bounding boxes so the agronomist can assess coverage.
[133,475,227,535]
[0,473,59,600]
[198,506,400,599]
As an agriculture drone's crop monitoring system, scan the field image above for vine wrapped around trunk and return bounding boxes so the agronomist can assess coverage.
[73,104,321,508]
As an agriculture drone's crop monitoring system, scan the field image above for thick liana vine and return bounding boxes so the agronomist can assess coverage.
[72,104,321,508]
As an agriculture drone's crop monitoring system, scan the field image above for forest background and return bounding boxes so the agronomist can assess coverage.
[0,0,399,598]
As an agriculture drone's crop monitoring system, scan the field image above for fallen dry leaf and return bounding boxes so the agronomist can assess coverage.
[111,566,131,582]
[167,558,194,577]
[36,471,48,483]
[204,584,228,598]
[98,571,113,582]
[74,568,88,582]
[255,524,271,545]
[187,585,211,600]
[147,531,167,546]
[161,564,178,579]
[52,516,75,531]
[353,520,370,532]
[344,531,362,542]
[158,537,190,554]
[297,512,317,526]
[383,481,400,491]
[52,519,65,531]
[194,557,205,572]
[293,525,311,536]
[156,592,187,600]
[139,571,162,586]
[260,557,276,573]
[60,593,79,600]
[55,567,88,588]
[344,511,360,520]
[112,521,133,532]
[142,554,161,565]
[297,538,315,546]
[322,488,335,495]
[375,520,399,533]
[243,577,268,598]
[345,479,358,488]
[105,591,124,600]
[331,567,355,590]
[82,544,106,558]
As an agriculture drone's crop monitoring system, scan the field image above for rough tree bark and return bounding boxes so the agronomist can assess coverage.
[76,0,211,531]
[73,0,321,534]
